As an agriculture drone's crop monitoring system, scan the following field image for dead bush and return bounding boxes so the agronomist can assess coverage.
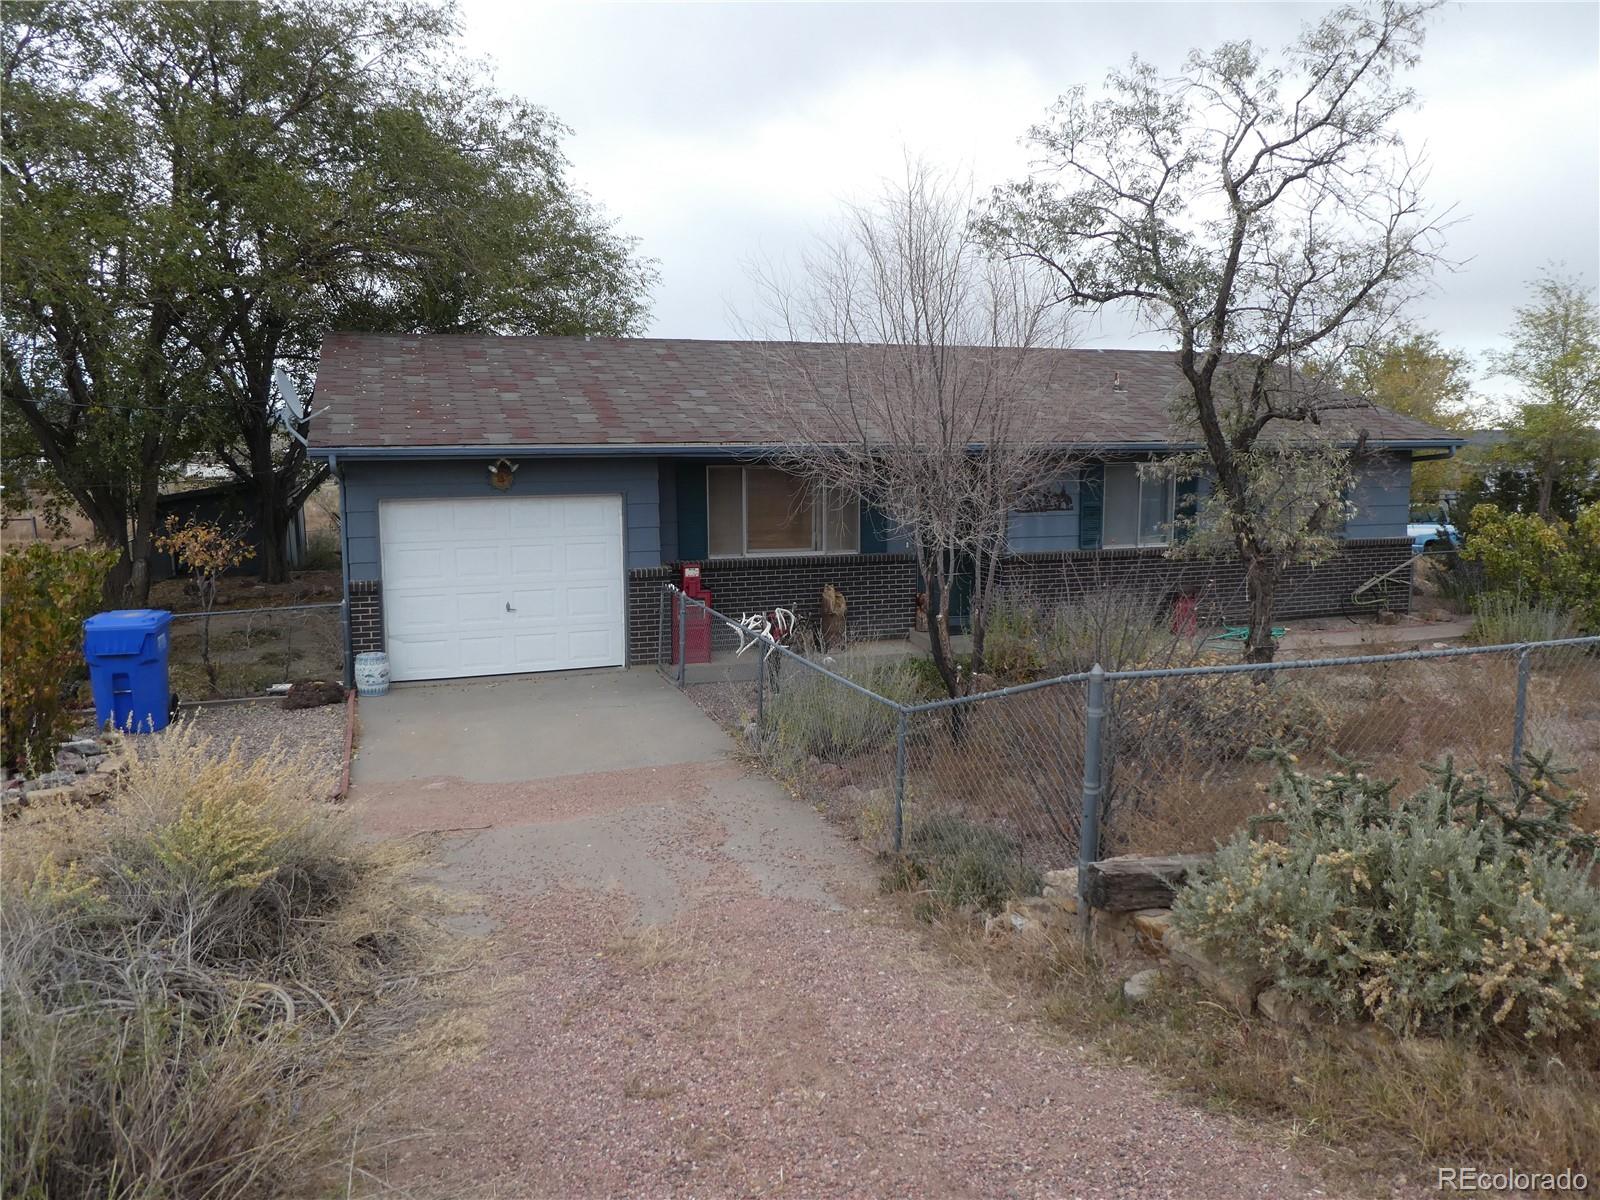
[1,725,448,1200]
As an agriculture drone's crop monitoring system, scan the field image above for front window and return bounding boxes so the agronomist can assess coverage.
[707,466,859,556]
[1103,462,1174,547]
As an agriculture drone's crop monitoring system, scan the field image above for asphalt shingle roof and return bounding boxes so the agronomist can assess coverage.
[310,333,1463,452]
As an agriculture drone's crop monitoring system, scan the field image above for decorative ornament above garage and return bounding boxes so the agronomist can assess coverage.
[487,458,519,491]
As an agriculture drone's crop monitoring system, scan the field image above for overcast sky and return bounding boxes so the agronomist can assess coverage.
[455,1,1600,401]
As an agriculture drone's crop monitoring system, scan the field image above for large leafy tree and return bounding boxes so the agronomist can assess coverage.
[980,2,1450,660]
[1342,330,1475,508]
[1482,270,1600,520]
[3,0,655,595]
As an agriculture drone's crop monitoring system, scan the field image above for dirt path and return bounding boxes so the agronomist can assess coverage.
[350,672,1396,1199]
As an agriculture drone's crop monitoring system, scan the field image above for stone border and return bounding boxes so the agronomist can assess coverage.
[986,856,1333,1032]
[2,731,132,818]
[334,691,358,802]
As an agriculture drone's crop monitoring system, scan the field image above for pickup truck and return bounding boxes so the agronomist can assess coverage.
[1407,521,1461,556]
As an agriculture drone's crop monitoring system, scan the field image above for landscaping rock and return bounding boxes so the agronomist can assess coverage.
[1131,908,1174,951]
[24,786,75,806]
[1164,928,1271,1016]
[987,896,1060,938]
[1083,854,1211,912]
[1255,985,1324,1031]
[283,678,345,710]
[24,771,78,793]
[1042,866,1079,894]
[54,753,89,774]
[60,739,106,757]
[1123,968,1164,1004]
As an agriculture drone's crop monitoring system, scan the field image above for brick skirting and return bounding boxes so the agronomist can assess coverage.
[626,553,922,664]
[627,538,1414,665]
[349,580,385,657]
[994,537,1415,626]
[348,538,1415,668]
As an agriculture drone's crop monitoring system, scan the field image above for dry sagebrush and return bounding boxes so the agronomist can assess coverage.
[1,726,446,1200]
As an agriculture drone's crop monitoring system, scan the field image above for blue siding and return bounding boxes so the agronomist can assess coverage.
[1078,462,1104,549]
[1346,451,1412,538]
[861,502,892,554]
[341,457,663,582]
[658,459,679,563]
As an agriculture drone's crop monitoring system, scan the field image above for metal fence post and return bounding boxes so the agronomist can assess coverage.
[755,643,766,736]
[894,708,908,854]
[675,590,688,688]
[1077,664,1107,938]
[340,599,352,689]
[1511,646,1531,768]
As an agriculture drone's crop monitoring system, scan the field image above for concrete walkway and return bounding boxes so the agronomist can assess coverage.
[349,668,1387,1199]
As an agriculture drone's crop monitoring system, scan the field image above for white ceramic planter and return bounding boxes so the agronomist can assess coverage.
[353,651,391,697]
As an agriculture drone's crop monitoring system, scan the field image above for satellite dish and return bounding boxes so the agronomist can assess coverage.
[274,367,304,424]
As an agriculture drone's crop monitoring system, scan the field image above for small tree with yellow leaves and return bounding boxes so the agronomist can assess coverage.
[154,518,251,695]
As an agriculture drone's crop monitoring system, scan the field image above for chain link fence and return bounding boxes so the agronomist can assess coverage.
[661,584,1599,901]
[167,602,345,701]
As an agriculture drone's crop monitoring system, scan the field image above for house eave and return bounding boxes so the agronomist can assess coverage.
[308,435,1465,462]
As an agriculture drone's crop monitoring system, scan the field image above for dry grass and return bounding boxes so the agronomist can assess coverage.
[167,607,344,700]
[1102,648,1600,856]
[1,727,460,1200]
[896,895,1600,1196]
[604,919,695,972]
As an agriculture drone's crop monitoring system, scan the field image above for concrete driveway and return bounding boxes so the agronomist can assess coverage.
[352,667,866,920]
[350,668,1363,1199]
[354,667,732,784]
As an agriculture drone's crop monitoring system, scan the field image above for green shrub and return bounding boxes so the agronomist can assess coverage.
[1464,502,1600,632]
[768,653,929,761]
[1,543,117,770]
[1,727,440,1198]
[1172,753,1600,1049]
[1468,592,1580,644]
[887,812,1042,916]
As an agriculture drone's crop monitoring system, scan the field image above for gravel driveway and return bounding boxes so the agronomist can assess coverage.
[350,670,1399,1199]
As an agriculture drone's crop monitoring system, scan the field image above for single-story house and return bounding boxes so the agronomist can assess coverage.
[309,334,1464,683]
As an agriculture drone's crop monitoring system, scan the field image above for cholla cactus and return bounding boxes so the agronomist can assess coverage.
[1175,752,1600,1047]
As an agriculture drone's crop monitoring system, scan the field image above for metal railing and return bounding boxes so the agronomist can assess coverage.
[166,601,345,700]
[658,583,1599,917]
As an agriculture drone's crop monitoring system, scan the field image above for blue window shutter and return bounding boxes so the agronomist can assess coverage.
[861,502,890,554]
[676,464,707,560]
[1078,461,1104,549]
[1174,473,1199,543]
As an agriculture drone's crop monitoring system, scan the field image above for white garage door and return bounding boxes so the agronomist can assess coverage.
[379,495,625,682]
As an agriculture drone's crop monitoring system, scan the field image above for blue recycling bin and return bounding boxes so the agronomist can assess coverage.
[83,609,174,733]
